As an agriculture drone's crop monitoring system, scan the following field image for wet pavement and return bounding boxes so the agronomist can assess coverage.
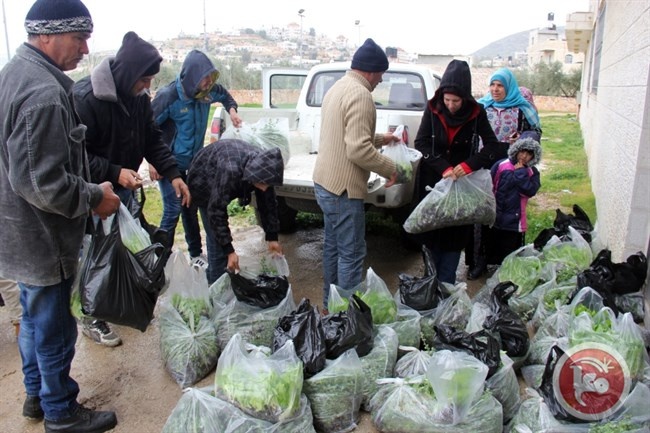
[0,222,485,433]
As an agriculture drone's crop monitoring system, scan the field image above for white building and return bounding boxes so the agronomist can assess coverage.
[566,1,650,293]
[527,24,585,71]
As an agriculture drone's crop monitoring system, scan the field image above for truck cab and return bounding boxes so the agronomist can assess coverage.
[212,62,441,232]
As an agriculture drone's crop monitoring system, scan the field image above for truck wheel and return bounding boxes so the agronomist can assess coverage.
[391,206,421,252]
[277,197,298,233]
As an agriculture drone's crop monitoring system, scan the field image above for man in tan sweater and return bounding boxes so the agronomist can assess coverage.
[312,38,397,311]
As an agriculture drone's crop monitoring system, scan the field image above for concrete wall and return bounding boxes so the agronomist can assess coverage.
[578,0,650,261]
[228,90,578,113]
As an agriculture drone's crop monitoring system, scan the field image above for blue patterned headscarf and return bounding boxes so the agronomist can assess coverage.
[478,68,540,129]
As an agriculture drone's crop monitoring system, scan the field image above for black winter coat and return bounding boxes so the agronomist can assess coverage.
[74,58,181,186]
[413,102,506,251]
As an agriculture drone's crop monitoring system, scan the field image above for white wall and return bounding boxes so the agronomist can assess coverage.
[578,0,650,262]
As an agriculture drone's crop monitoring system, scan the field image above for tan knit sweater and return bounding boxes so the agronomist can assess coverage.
[312,71,396,199]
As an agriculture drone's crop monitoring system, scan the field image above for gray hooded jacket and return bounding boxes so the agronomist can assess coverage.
[0,44,103,285]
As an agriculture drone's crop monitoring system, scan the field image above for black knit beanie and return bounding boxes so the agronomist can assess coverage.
[351,38,389,72]
[24,0,93,35]
[438,59,472,99]
[111,31,162,97]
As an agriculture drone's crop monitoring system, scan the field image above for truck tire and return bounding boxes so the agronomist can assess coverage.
[391,205,421,252]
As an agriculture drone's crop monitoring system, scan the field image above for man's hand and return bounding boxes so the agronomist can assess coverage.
[93,182,121,219]
[118,168,144,190]
[171,177,191,207]
[148,163,162,181]
[384,171,398,188]
[229,109,243,128]
[382,132,399,145]
[227,251,240,273]
[268,241,283,256]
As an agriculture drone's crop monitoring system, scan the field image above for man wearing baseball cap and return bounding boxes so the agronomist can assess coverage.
[312,38,399,312]
[0,1,120,432]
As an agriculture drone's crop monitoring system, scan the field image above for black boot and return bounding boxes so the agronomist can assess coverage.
[44,405,117,433]
[22,395,44,420]
[467,256,487,280]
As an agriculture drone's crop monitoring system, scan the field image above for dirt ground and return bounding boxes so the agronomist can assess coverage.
[0,224,487,433]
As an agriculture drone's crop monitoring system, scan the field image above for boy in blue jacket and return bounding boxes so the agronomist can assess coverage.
[150,50,242,269]
[482,131,542,265]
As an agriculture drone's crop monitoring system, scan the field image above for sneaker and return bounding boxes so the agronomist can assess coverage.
[23,395,44,420]
[44,404,117,433]
[190,254,208,270]
[81,319,122,347]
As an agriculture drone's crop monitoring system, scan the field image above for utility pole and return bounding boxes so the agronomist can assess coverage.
[298,9,305,66]
[354,20,361,47]
[2,0,10,62]
[203,0,208,52]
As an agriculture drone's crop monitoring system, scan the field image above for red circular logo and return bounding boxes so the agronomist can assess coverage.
[552,343,631,421]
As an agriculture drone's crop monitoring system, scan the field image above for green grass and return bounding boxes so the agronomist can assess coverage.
[526,113,596,243]
[141,112,595,249]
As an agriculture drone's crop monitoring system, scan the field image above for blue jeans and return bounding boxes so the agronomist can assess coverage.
[158,177,204,258]
[18,276,79,421]
[200,206,227,285]
[314,183,366,306]
[424,243,461,285]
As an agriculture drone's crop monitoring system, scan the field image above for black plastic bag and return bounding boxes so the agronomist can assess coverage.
[228,271,289,309]
[533,204,593,249]
[555,204,593,242]
[79,216,167,332]
[398,246,447,311]
[322,294,373,359]
[273,298,327,377]
[483,281,530,358]
[432,324,502,377]
[538,345,583,423]
[579,249,647,295]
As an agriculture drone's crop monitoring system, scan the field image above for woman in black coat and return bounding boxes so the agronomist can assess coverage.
[412,60,506,284]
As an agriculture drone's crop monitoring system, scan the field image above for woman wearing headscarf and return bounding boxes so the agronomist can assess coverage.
[412,60,506,284]
[467,68,542,280]
[477,68,542,144]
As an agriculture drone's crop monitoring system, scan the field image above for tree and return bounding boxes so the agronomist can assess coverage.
[513,61,582,97]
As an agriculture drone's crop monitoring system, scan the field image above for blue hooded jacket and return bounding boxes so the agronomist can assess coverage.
[152,50,238,171]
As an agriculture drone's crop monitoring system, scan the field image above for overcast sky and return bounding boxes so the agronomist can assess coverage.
[2,0,590,61]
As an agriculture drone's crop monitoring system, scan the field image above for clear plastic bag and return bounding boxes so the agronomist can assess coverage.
[239,252,290,279]
[359,325,399,410]
[382,125,421,184]
[303,348,363,433]
[159,250,217,388]
[485,353,521,424]
[404,169,496,234]
[426,350,489,425]
[115,202,151,254]
[359,267,397,325]
[221,117,290,165]
[393,347,432,378]
[215,334,303,423]
[213,287,296,349]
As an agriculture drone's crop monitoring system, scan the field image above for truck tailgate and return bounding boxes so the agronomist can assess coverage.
[276,153,318,198]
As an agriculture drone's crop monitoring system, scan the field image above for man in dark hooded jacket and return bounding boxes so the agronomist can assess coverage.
[187,139,284,284]
[150,50,242,270]
[73,31,191,346]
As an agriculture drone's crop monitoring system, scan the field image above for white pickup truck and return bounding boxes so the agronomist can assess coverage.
[211,61,441,232]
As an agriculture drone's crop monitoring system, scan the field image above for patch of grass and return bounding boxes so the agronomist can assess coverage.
[526,114,596,243]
